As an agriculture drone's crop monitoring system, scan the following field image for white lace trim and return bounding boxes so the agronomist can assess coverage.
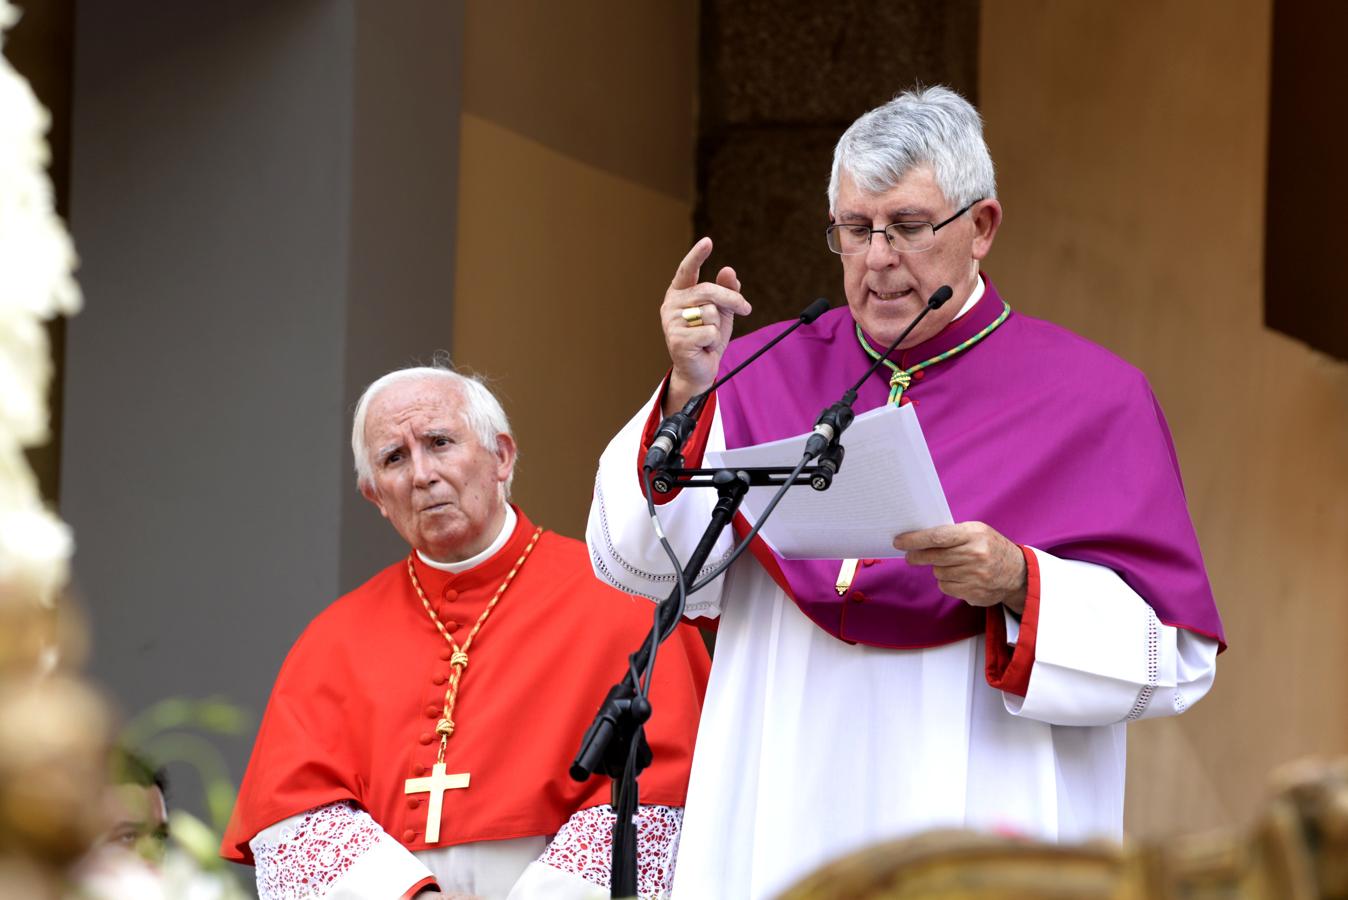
[591,474,729,604]
[538,804,682,899]
[251,801,380,899]
[1125,606,1161,720]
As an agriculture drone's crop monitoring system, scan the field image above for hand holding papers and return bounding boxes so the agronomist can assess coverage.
[705,404,953,560]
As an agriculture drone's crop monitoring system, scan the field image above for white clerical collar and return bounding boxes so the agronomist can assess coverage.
[951,274,985,322]
[416,505,518,574]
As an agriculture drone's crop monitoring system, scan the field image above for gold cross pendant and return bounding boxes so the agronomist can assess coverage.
[403,762,470,843]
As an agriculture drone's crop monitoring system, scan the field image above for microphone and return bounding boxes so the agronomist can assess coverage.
[644,410,697,475]
[644,297,832,473]
[802,285,953,461]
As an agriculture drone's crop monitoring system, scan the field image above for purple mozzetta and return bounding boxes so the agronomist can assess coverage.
[712,276,1224,650]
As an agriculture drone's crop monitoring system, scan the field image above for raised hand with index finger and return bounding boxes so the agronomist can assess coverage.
[659,237,752,416]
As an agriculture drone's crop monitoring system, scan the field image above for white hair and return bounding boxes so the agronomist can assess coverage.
[828,85,997,213]
[351,365,515,498]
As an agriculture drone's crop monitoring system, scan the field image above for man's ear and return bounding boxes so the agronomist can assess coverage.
[494,433,518,485]
[360,480,389,519]
[971,198,1003,261]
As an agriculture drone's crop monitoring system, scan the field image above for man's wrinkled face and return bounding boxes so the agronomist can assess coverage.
[360,379,515,563]
[835,165,999,348]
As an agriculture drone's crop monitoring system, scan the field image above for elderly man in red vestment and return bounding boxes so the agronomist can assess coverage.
[222,366,709,899]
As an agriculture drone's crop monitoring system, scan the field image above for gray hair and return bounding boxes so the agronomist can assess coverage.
[828,85,997,213]
[351,365,515,498]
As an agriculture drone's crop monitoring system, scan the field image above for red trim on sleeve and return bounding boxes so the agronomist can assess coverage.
[984,545,1041,698]
[636,374,717,505]
[400,875,438,899]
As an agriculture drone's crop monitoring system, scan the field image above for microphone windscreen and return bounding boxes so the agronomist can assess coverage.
[800,297,831,323]
[928,285,954,309]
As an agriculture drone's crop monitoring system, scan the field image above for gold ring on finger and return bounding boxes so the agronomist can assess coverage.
[681,306,705,327]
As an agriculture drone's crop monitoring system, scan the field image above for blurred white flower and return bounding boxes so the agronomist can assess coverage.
[70,847,251,900]
[70,848,167,900]
[0,2,82,450]
[0,499,73,607]
[0,0,82,618]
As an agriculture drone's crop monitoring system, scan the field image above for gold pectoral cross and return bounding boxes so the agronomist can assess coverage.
[403,762,470,843]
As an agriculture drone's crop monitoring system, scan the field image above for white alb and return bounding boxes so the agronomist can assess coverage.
[586,389,1218,899]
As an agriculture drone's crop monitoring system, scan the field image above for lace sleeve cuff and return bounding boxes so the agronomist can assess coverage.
[525,804,683,899]
[250,801,435,900]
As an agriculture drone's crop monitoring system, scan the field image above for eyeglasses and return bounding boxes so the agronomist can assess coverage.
[824,200,980,255]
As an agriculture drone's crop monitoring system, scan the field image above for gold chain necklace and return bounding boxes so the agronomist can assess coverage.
[406,526,543,764]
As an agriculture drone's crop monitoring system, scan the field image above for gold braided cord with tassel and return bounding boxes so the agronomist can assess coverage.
[405,527,543,763]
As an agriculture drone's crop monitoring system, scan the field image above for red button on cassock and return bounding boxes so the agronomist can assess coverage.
[912,369,925,380]
[862,559,879,568]
[441,588,458,602]
[407,798,421,809]
[403,830,416,842]
[851,591,868,604]
[445,621,460,633]
[412,764,426,776]
[418,733,434,745]
[425,705,440,719]
[432,674,447,685]
[439,649,452,661]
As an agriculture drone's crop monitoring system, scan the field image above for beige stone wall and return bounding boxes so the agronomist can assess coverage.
[979,0,1348,837]
[453,0,1348,839]
[452,2,698,539]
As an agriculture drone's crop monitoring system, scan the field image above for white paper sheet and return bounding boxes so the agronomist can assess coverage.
[704,404,953,559]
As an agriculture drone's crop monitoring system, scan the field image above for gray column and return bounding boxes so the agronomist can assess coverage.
[697,0,980,327]
[62,0,462,819]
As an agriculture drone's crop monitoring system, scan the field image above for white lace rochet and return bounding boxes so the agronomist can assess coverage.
[250,800,683,899]
[252,801,382,899]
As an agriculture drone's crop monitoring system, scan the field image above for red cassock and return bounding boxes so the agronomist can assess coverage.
[222,509,709,863]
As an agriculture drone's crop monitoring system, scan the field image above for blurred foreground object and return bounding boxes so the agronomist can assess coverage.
[0,1,107,896]
[0,0,81,632]
[778,757,1348,900]
[1,6,258,894]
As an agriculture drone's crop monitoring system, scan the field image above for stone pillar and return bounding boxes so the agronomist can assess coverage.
[61,0,463,809]
[697,0,980,329]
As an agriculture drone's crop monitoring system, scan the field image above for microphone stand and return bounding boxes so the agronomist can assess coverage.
[572,461,837,897]
[571,287,951,896]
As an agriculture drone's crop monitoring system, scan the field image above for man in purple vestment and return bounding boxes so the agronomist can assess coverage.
[586,86,1224,899]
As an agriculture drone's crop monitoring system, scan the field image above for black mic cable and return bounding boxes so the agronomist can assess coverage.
[802,285,954,460]
[686,285,957,593]
[635,298,830,708]
[644,297,831,473]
